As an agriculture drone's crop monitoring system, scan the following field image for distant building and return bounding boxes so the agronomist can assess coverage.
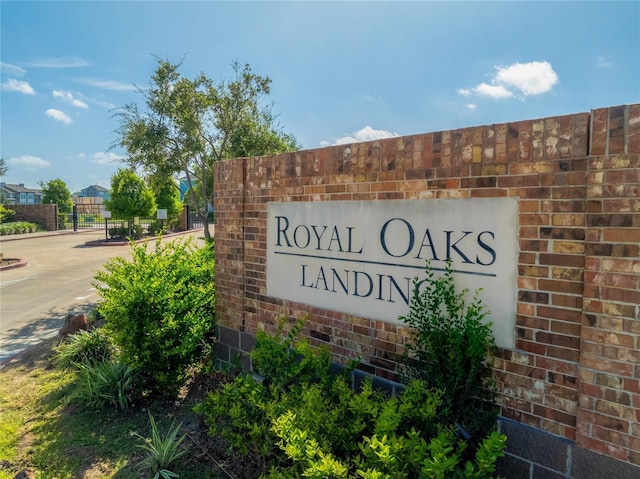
[74,185,110,215]
[179,177,213,213]
[178,177,189,201]
[78,185,110,201]
[0,182,43,205]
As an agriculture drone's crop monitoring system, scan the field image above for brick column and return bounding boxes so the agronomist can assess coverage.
[577,104,640,463]
[213,157,248,362]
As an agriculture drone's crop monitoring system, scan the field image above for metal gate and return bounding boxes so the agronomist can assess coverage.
[61,205,154,231]
[186,205,204,230]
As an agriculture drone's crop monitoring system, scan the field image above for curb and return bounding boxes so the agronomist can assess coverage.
[84,230,198,247]
[0,258,27,271]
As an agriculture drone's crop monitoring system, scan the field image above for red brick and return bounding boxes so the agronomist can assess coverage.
[216,106,640,464]
[538,306,582,323]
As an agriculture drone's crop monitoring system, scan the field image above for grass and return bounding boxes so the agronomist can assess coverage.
[0,338,224,479]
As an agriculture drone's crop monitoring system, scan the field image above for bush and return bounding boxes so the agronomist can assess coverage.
[108,225,128,239]
[53,328,116,368]
[197,316,506,478]
[251,315,335,390]
[134,412,187,478]
[72,360,139,411]
[108,223,144,240]
[0,204,15,222]
[94,237,215,396]
[0,221,43,235]
[400,260,499,441]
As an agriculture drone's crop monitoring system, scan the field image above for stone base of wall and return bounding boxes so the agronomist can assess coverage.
[215,323,640,479]
[497,419,640,479]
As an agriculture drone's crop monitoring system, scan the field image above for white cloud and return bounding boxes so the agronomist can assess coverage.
[81,79,136,91]
[27,56,89,68]
[495,61,558,96]
[92,151,124,165]
[473,82,514,99]
[465,104,477,110]
[46,108,72,124]
[458,60,558,100]
[595,56,612,68]
[333,126,399,146]
[7,155,51,169]
[53,90,89,109]
[2,78,35,95]
[1,62,26,76]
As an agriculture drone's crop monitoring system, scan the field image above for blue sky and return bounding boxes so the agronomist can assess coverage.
[1,1,639,193]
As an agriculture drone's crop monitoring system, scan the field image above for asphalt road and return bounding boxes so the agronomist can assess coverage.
[0,229,203,364]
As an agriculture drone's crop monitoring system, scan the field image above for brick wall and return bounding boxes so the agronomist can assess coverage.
[214,104,640,477]
[11,204,58,230]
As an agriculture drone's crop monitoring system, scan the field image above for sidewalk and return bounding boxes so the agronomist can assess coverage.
[0,226,213,243]
[0,228,98,242]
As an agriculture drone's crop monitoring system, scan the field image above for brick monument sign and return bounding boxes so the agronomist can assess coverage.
[214,104,639,478]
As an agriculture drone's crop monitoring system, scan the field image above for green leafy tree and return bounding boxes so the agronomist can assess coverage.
[105,168,155,237]
[39,178,73,213]
[0,158,8,177]
[150,175,182,230]
[115,57,299,240]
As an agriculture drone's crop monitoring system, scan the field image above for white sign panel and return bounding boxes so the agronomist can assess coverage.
[157,209,168,220]
[267,199,518,349]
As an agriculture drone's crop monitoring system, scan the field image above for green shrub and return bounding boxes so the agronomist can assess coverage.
[107,223,144,239]
[265,379,505,478]
[134,412,187,478]
[108,225,128,239]
[264,405,506,479]
[0,204,15,222]
[400,260,499,441]
[197,315,505,477]
[196,373,276,457]
[197,315,347,459]
[72,360,139,410]
[94,237,215,396]
[251,315,334,390]
[0,221,43,235]
[53,328,116,368]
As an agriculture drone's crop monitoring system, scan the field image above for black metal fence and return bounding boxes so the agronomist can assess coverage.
[59,205,207,232]
[60,205,156,232]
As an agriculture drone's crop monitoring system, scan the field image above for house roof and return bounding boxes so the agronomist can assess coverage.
[81,184,109,192]
[0,182,43,194]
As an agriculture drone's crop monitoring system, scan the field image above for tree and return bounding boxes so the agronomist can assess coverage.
[105,169,155,237]
[114,58,299,239]
[150,175,182,230]
[39,178,73,213]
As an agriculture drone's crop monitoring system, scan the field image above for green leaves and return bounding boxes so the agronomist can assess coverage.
[135,412,187,472]
[72,360,138,411]
[105,168,156,222]
[39,178,73,214]
[114,58,300,240]
[53,328,115,369]
[198,309,506,478]
[401,260,499,440]
[94,237,215,396]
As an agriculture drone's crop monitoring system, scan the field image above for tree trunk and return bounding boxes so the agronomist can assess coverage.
[202,213,212,240]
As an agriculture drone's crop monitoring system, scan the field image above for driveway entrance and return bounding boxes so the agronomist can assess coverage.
[0,230,202,364]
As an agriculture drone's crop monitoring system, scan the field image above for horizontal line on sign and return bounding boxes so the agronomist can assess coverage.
[273,251,497,278]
